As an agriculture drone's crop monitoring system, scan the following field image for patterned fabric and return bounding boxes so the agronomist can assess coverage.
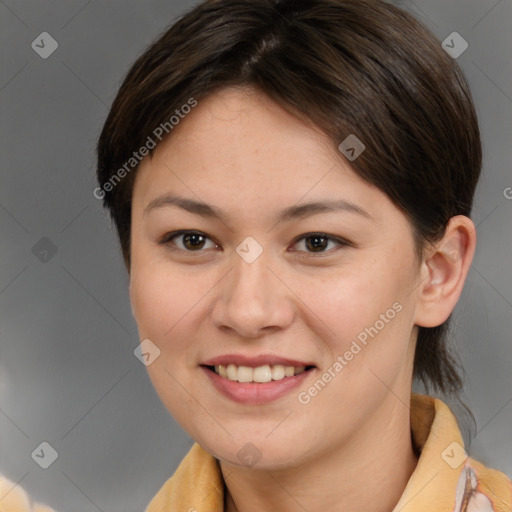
[456,463,508,512]
[145,393,512,512]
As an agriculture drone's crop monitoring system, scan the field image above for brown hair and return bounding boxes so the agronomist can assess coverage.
[96,0,482,399]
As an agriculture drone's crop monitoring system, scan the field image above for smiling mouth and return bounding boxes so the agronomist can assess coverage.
[203,364,315,383]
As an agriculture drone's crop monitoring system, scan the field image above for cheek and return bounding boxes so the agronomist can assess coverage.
[130,264,202,412]
[130,258,200,350]
[294,265,394,343]
[305,259,415,372]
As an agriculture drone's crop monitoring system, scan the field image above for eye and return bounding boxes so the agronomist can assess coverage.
[159,230,351,255]
[290,232,350,255]
[159,230,219,252]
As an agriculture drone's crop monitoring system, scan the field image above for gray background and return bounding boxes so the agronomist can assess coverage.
[0,0,511,510]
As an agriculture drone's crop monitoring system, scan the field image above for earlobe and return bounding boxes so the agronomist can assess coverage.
[414,216,476,328]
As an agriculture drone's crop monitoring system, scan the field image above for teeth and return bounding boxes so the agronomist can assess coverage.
[271,364,285,380]
[253,365,272,383]
[237,366,254,383]
[213,363,309,382]
[227,364,238,381]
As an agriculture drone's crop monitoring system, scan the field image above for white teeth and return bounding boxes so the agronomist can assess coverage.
[213,363,310,382]
[253,365,272,383]
[237,366,253,383]
[271,364,285,380]
[227,364,238,381]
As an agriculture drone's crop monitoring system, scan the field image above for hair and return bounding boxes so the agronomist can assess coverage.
[96,0,482,404]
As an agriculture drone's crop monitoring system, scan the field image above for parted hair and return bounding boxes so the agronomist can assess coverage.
[96,0,482,399]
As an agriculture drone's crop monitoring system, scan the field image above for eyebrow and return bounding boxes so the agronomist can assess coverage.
[143,193,372,225]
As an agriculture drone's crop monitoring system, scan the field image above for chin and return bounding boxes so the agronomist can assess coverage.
[197,433,310,471]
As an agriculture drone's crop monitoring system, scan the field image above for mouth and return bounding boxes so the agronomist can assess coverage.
[200,362,316,404]
[199,355,317,404]
[202,363,315,383]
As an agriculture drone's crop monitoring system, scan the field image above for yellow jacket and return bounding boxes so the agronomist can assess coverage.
[145,393,512,512]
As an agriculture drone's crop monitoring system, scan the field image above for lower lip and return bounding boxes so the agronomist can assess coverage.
[200,366,315,405]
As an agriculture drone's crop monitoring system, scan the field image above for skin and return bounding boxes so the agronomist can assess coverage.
[129,86,476,512]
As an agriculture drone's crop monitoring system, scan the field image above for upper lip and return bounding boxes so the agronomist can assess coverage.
[201,354,316,368]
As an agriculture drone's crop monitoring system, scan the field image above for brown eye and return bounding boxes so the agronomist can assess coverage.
[160,231,218,251]
[305,235,329,252]
[291,232,349,255]
[182,232,207,250]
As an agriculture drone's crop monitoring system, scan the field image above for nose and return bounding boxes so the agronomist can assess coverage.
[211,250,295,338]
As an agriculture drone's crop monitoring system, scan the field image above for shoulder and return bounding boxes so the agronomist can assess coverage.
[0,474,57,512]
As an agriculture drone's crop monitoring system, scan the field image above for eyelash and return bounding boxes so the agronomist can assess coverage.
[158,230,351,257]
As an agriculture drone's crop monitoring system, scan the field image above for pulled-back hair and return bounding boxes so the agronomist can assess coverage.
[96,0,482,397]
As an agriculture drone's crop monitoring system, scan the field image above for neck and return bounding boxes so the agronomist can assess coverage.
[222,394,419,512]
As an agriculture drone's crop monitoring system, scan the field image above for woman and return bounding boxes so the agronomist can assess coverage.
[92,0,511,511]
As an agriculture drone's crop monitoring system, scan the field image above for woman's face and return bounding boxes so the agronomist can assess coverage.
[129,86,424,469]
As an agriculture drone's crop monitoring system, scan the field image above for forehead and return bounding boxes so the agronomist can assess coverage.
[166,87,337,166]
[129,87,415,253]
[133,87,369,200]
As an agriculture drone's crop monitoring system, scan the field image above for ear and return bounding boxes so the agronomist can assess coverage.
[414,215,476,327]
